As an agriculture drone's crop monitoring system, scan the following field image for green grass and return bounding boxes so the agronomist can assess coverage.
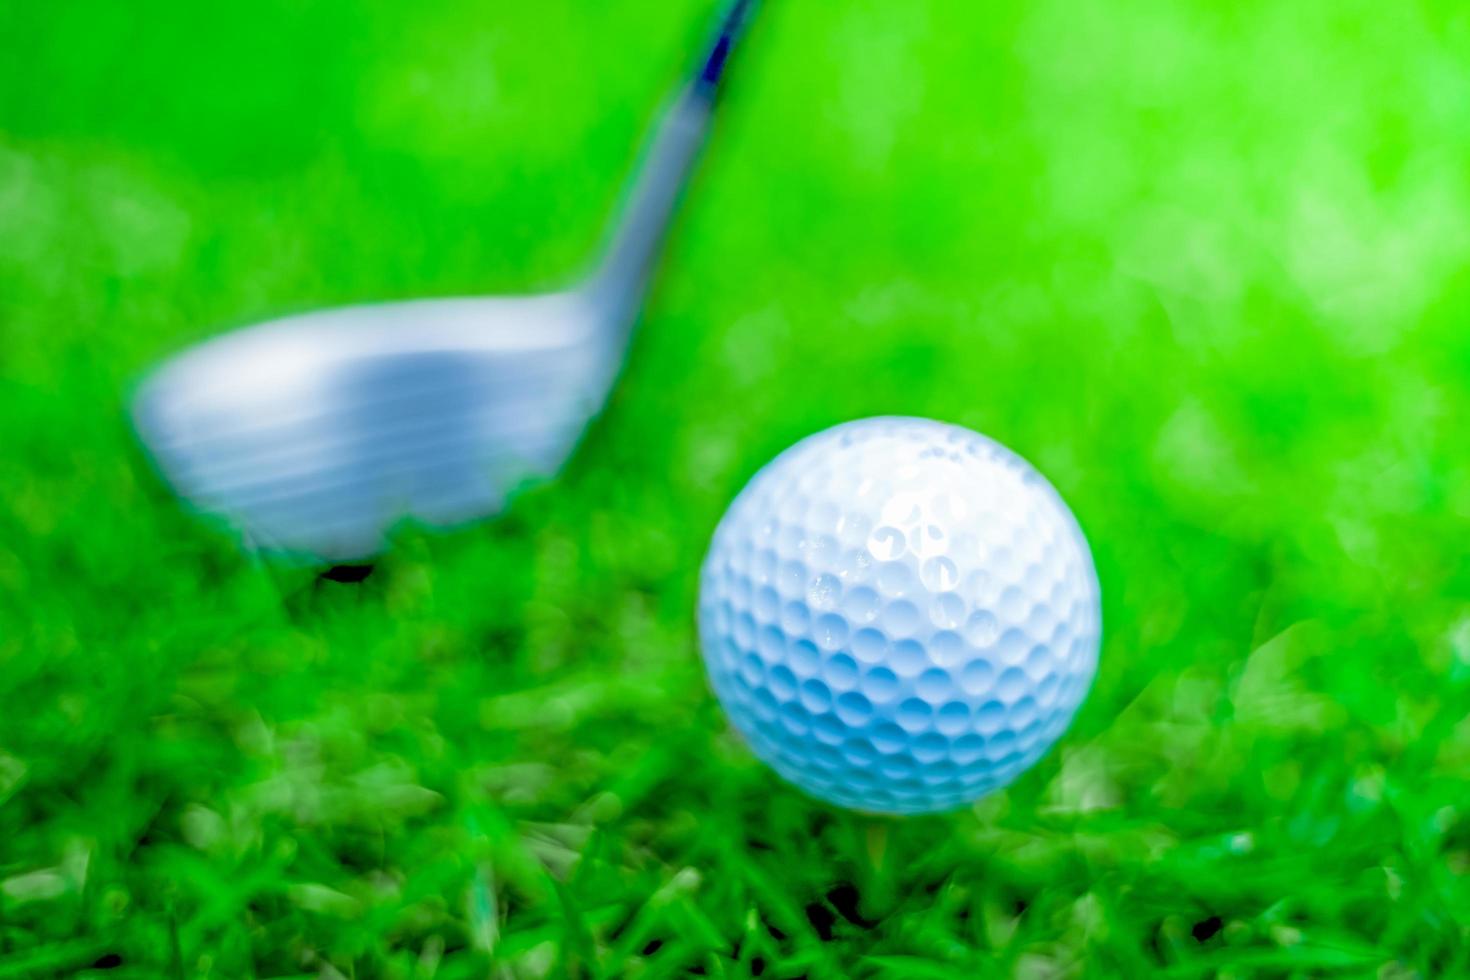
[4,0,1470,975]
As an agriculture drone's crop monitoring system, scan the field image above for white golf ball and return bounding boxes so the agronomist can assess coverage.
[698,417,1101,814]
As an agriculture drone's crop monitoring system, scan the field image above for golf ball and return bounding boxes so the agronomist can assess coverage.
[697,417,1101,814]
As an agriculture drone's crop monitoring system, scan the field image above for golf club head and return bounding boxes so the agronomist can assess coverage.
[131,0,760,562]
[133,293,617,560]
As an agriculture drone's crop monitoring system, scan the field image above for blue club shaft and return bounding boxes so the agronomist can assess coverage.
[588,0,761,322]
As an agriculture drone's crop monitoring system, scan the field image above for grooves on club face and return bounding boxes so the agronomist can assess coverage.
[133,294,620,561]
[131,0,761,562]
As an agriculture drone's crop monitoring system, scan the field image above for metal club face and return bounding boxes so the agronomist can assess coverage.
[132,0,758,562]
[132,292,619,560]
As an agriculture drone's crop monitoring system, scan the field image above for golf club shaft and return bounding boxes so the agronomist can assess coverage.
[588,0,758,321]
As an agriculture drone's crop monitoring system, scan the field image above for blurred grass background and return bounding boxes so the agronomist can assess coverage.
[4,0,1470,975]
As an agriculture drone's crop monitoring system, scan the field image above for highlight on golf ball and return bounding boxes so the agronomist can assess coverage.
[698,416,1101,814]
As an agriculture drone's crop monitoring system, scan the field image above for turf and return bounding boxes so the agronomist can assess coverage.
[3,0,1470,976]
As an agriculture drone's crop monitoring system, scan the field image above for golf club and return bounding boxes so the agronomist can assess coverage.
[132,0,759,562]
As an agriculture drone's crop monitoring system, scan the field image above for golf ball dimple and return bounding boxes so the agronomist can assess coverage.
[697,417,1102,814]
